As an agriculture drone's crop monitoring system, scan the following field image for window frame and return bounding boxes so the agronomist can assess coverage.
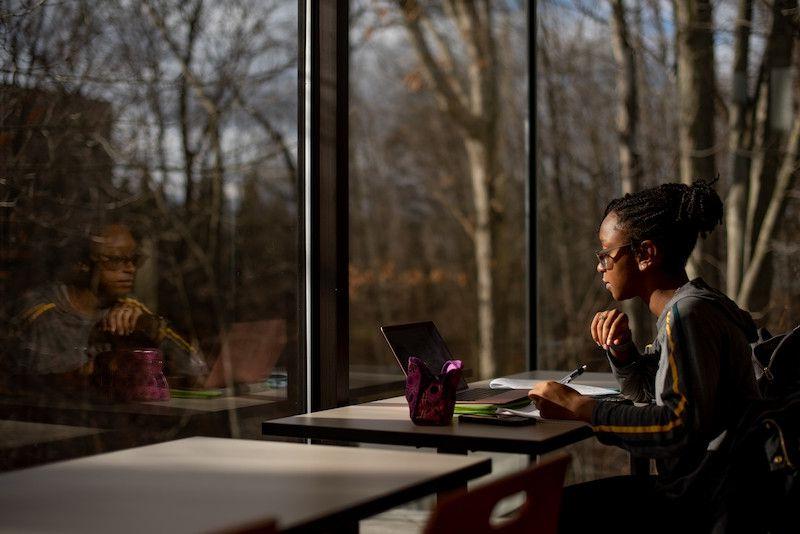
[308,0,351,410]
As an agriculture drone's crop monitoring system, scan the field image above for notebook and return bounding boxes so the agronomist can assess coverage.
[380,321,530,405]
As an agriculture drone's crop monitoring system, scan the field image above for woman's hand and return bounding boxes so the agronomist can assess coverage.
[102,302,143,336]
[591,309,632,355]
[528,381,596,423]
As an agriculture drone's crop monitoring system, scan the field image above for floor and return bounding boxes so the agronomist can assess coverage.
[358,440,629,533]
[362,508,430,534]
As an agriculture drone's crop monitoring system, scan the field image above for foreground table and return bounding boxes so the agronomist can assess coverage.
[262,371,616,456]
[0,436,490,534]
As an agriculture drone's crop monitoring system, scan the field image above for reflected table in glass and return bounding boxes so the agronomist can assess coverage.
[0,419,108,471]
[0,388,287,431]
[0,388,292,471]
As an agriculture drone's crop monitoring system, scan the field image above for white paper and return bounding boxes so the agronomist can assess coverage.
[489,378,619,397]
[566,384,620,396]
[496,403,541,419]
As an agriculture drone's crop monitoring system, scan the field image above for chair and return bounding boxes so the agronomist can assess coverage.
[423,453,571,534]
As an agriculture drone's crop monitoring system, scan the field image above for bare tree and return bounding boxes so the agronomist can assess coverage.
[725,0,754,298]
[609,0,649,344]
[737,0,798,312]
[538,22,577,335]
[2,0,299,344]
[675,0,718,283]
[398,0,500,377]
[610,0,642,196]
[738,113,800,307]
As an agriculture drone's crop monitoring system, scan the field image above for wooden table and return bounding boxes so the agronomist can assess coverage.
[0,436,490,533]
[262,371,618,456]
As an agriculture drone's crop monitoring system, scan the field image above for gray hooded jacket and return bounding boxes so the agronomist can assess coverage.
[591,278,759,484]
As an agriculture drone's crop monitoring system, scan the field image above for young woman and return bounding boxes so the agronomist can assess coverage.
[3,223,207,394]
[528,181,760,533]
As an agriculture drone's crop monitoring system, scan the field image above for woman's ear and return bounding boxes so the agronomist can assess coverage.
[636,240,657,271]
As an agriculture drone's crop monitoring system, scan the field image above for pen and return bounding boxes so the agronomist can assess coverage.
[558,364,587,385]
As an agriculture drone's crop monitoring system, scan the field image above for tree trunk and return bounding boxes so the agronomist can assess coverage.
[465,138,496,379]
[675,0,717,284]
[739,0,796,313]
[610,0,648,345]
[178,0,203,213]
[648,0,670,67]
[725,0,754,297]
[738,113,800,308]
[207,120,226,317]
[399,0,499,378]
[610,0,643,195]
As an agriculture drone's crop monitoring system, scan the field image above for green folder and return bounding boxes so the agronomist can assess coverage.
[169,388,226,399]
[454,398,532,415]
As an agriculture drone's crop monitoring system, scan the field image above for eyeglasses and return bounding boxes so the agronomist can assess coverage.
[594,242,633,270]
[92,253,148,270]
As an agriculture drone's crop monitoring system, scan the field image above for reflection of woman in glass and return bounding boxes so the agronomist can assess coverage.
[528,182,759,532]
[4,223,206,393]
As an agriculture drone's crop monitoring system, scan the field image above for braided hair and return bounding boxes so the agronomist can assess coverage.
[603,180,723,273]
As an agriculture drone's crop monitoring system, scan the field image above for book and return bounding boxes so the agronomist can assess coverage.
[454,397,532,415]
[488,378,619,397]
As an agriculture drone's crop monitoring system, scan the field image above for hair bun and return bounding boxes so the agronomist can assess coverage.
[677,179,723,236]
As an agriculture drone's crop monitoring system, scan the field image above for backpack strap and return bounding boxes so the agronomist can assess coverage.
[759,325,800,398]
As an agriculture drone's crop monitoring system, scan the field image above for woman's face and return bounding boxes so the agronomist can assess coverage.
[597,212,639,301]
[89,224,139,299]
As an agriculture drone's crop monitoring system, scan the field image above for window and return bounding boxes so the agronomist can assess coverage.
[535,0,800,369]
[348,1,530,399]
[1,0,303,468]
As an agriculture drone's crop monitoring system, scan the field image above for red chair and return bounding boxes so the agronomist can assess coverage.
[424,453,571,534]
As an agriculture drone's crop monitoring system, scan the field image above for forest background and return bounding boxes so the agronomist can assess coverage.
[2,0,799,388]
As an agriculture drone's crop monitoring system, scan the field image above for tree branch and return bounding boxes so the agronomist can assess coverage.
[738,112,800,307]
[397,0,483,135]
[229,83,297,184]
[430,187,476,240]
[141,0,219,121]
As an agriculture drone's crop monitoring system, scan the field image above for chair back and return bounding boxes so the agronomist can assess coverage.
[424,453,571,534]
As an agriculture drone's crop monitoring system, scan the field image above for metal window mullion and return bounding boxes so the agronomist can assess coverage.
[308,0,349,412]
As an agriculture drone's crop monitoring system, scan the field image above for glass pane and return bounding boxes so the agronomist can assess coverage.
[1,0,301,470]
[533,0,800,485]
[349,1,529,400]
[535,2,800,361]
[535,1,620,371]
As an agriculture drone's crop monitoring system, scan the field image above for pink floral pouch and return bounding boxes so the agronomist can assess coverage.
[93,348,170,402]
[405,356,463,425]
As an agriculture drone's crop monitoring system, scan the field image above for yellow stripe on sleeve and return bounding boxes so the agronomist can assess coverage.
[20,303,57,326]
[118,299,192,352]
[593,310,688,434]
[163,327,193,353]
